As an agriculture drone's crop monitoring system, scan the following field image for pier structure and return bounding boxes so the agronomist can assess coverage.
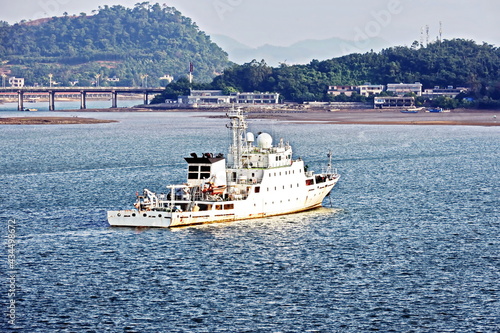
[0,87,164,110]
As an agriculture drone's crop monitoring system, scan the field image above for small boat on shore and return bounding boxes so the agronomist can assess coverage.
[427,108,443,113]
[400,108,419,113]
[107,107,340,228]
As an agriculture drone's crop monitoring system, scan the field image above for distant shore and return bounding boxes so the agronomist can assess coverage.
[3,108,499,126]
[201,108,499,127]
[0,116,117,125]
[245,109,500,127]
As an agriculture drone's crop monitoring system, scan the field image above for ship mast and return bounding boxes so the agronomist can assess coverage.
[227,106,248,169]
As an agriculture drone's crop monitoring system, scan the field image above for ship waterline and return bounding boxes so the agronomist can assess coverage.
[107,108,339,227]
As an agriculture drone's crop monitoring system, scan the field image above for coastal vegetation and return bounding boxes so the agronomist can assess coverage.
[1,2,499,109]
[0,2,231,86]
[153,39,500,109]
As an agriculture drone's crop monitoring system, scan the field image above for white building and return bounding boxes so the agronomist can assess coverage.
[9,77,24,87]
[358,84,384,97]
[159,75,174,83]
[386,82,423,96]
[374,96,415,109]
[179,90,231,104]
[179,90,280,105]
[233,92,279,104]
[423,86,468,99]
[327,85,358,97]
[328,84,385,97]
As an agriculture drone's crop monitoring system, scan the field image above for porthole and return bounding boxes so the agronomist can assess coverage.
[143,213,147,217]
[158,214,162,218]
[117,213,121,217]
[132,213,136,217]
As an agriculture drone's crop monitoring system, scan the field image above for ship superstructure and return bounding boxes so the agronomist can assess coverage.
[107,108,340,227]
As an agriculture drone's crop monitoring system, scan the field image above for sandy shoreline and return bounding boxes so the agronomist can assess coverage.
[2,108,498,126]
[202,108,499,127]
[0,116,117,125]
[251,109,500,126]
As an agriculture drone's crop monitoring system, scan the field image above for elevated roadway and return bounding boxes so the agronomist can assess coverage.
[0,87,164,110]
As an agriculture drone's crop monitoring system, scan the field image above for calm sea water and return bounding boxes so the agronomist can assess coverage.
[0,99,143,112]
[1,111,499,332]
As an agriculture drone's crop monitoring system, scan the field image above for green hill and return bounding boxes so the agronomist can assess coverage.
[0,2,231,86]
[208,39,500,106]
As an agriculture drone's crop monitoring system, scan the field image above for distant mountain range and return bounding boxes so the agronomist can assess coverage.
[210,34,390,66]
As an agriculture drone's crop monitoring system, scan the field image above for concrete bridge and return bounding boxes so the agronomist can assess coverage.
[0,87,164,110]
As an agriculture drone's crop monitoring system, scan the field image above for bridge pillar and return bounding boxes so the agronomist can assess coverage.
[111,91,118,108]
[48,91,55,111]
[17,91,24,111]
[80,91,86,109]
[143,92,149,105]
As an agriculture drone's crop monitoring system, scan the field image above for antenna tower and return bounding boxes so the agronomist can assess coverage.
[426,25,429,46]
[439,21,443,42]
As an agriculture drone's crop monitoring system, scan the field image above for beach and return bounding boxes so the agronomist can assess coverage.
[0,116,117,125]
[1,108,498,126]
[216,108,500,127]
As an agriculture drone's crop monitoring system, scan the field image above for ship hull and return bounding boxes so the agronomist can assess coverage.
[108,180,337,228]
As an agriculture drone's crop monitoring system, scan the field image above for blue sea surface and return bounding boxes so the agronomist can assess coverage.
[1,111,499,332]
[0,99,144,111]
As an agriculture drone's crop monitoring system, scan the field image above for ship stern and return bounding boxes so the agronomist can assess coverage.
[107,210,172,228]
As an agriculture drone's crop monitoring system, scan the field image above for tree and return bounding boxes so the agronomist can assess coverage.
[0,2,231,85]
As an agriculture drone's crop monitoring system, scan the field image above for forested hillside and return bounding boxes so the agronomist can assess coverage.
[0,2,231,86]
[206,39,500,106]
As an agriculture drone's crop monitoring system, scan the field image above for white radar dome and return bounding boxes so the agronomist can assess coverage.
[246,132,255,143]
[256,133,273,149]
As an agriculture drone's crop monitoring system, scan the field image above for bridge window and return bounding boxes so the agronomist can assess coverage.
[198,204,212,211]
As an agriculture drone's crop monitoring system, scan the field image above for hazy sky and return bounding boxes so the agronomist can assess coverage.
[1,0,499,48]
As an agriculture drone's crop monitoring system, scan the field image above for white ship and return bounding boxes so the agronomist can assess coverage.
[107,108,340,228]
